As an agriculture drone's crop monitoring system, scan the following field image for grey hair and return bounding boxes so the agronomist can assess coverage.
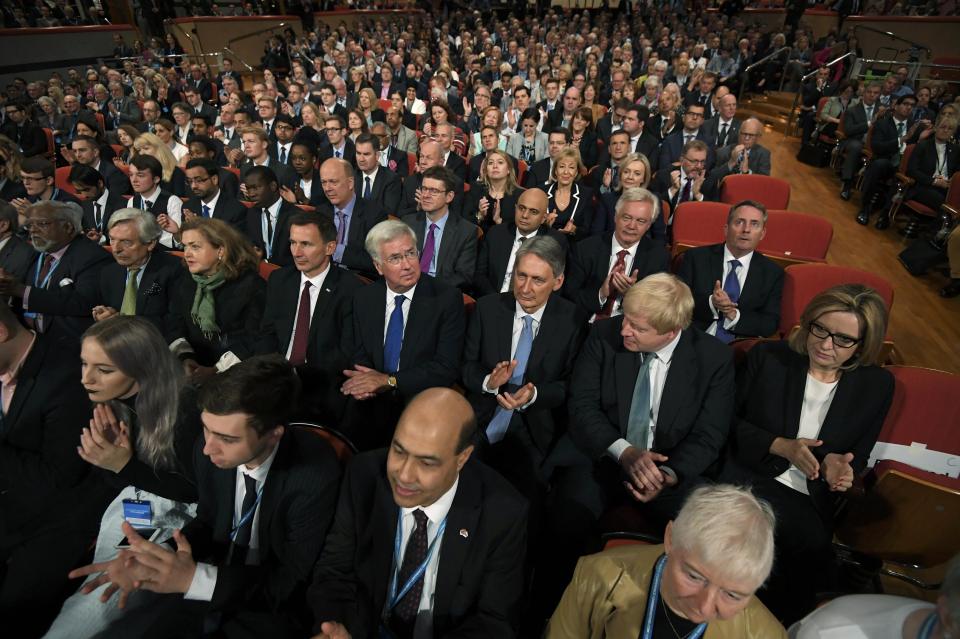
[515,235,566,278]
[653,60,669,71]
[107,208,162,243]
[615,186,660,223]
[28,200,83,236]
[727,199,769,226]
[644,76,661,89]
[671,484,776,589]
[365,219,417,264]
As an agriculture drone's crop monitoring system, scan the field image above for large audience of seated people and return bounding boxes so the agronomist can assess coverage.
[0,4,957,638]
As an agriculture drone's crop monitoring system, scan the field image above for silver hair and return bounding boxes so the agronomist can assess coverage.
[653,60,669,71]
[671,484,777,589]
[614,186,660,223]
[364,219,417,264]
[644,76,661,89]
[106,208,162,243]
[28,200,83,236]
[515,235,566,278]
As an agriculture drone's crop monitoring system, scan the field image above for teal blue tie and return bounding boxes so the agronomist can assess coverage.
[625,353,656,449]
[486,315,534,443]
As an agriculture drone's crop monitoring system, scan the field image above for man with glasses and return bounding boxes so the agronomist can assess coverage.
[656,103,715,172]
[318,114,356,166]
[257,96,279,141]
[317,158,386,277]
[678,200,784,343]
[340,220,465,449]
[136,100,162,134]
[385,105,418,156]
[175,157,246,236]
[10,157,80,218]
[1,102,46,158]
[463,84,493,135]
[269,114,297,167]
[653,140,719,209]
[315,84,347,119]
[371,121,409,176]
[709,117,772,182]
[399,140,465,219]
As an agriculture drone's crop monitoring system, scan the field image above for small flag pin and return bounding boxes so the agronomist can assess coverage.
[459,528,469,538]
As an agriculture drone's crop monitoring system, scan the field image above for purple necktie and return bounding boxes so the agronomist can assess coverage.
[419,223,438,273]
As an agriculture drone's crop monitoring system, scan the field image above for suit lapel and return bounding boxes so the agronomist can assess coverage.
[496,294,514,361]
[308,267,338,342]
[372,471,399,615]
[783,355,808,438]
[214,464,238,541]
[254,435,290,550]
[526,296,555,374]
[615,345,641,437]
[370,281,388,372]
[433,464,483,621]
[434,215,457,272]
[656,332,695,439]
[399,281,428,364]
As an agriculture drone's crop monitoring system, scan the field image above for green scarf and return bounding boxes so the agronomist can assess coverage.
[190,270,227,339]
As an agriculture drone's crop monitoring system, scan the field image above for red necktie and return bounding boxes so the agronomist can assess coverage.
[288,281,312,366]
[597,249,629,320]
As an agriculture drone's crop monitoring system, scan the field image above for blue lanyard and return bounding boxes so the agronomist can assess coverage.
[385,510,447,613]
[918,611,939,639]
[229,487,264,541]
[641,554,707,639]
[261,209,277,258]
[33,253,60,289]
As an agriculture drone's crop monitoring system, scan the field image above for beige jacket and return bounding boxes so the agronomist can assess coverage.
[545,544,787,639]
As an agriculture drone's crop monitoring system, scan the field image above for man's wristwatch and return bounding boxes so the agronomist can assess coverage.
[387,375,398,389]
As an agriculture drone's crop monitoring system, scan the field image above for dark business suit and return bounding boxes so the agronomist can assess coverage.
[23,235,113,343]
[859,115,921,212]
[354,168,402,217]
[245,199,300,267]
[398,172,466,223]
[522,157,553,188]
[475,223,568,296]
[0,121,46,158]
[677,243,784,338]
[94,160,131,197]
[80,189,128,236]
[346,276,465,448]
[632,130,660,161]
[592,191,669,244]
[710,142,773,180]
[445,150,468,182]
[316,197,387,277]
[702,117,742,149]
[381,146,410,177]
[595,114,617,144]
[239,158,297,190]
[307,449,528,639]
[563,233,669,317]
[839,101,878,182]
[0,179,26,202]
[97,250,186,334]
[655,129,715,173]
[258,265,365,423]
[545,181,594,241]
[318,138,356,167]
[0,235,36,284]
[905,136,960,210]
[183,189,249,232]
[402,210,478,291]
[649,166,721,211]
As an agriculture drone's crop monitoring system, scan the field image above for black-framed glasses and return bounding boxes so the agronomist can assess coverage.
[808,321,860,349]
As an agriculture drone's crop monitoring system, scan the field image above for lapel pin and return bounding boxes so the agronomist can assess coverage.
[459,528,469,538]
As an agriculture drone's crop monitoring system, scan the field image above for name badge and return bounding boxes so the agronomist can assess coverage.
[122,499,154,528]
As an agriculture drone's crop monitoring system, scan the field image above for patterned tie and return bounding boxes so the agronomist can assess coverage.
[718,122,729,147]
[279,146,287,165]
[363,176,372,199]
[120,267,140,316]
[486,315,535,443]
[288,281,313,366]
[264,121,271,136]
[94,202,103,232]
[202,204,211,218]
[335,149,341,159]
[625,352,656,449]
[680,178,692,203]
[611,165,620,191]
[597,249,629,320]
[383,294,406,374]
[419,223,438,274]
[335,209,346,246]
[393,509,429,625]
[715,259,742,344]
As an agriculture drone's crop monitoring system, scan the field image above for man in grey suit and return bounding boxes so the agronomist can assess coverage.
[386,105,418,155]
[0,201,35,284]
[839,82,883,200]
[709,118,772,182]
[401,165,478,291]
[104,82,141,131]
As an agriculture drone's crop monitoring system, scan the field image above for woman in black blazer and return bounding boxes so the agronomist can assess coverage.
[168,218,265,378]
[724,284,894,624]
[546,147,594,242]
[463,149,525,231]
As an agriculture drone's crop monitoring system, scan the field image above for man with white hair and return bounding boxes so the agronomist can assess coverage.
[546,484,786,638]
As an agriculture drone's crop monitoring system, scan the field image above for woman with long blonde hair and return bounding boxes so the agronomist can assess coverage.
[133,131,187,196]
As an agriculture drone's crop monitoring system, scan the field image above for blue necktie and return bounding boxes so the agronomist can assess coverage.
[383,295,406,374]
[202,204,211,218]
[715,259,742,344]
[363,176,372,199]
[486,315,534,443]
[625,352,655,449]
[279,146,287,164]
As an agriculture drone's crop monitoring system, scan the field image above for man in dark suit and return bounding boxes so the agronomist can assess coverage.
[677,200,784,342]
[476,188,567,296]
[655,103,716,172]
[545,86,582,134]
[187,64,213,103]
[308,388,528,638]
[595,98,631,145]
[683,72,719,120]
[104,82,142,131]
[621,105,659,160]
[0,200,112,344]
[798,66,833,145]
[354,133,402,216]
[68,164,128,245]
[180,158,249,234]
[401,166,477,291]
[839,82,883,200]
[318,115,356,167]
[243,166,299,267]
[564,188,670,321]
[341,220,466,449]
[0,202,35,284]
[650,140,721,211]
[371,121,410,177]
[267,114,298,167]
[238,126,296,188]
[183,86,217,124]
[708,117,773,183]
[399,141,466,220]
[702,93,742,149]
[136,100,163,135]
[904,118,960,221]
[592,131,633,196]
[316,158,387,278]
[70,356,342,638]
[258,213,365,423]
[67,135,129,197]
[93,209,186,335]
[0,101,46,158]
[434,122,467,182]
[523,130,570,189]
[0,303,90,633]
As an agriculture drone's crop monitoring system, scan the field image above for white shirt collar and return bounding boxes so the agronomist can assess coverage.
[238,440,280,484]
[362,165,379,182]
[612,233,640,254]
[652,329,683,365]
[386,282,417,303]
[514,300,547,324]
[265,197,282,219]
[96,189,109,207]
[723,243,754,271]
[402,475,459,525]
[141,185,161,202]
[203,188,221,209]
[300,261,331,290]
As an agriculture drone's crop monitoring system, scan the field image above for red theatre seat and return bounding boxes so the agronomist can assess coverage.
[55,166,78,195]
[258,261,281,281]
[719,174,791,210]
[761,210,833,266]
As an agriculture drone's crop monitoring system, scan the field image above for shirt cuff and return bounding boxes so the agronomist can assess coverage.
[519,385,538,410]
[707,294,718,317]
[607,438,632,462]
[22,286,31,309]
[660,465,678,482]
[482,374,498,394]
[215,351,242,373]
[184,562,217,602]
[169,337,194,359]
[722,308,741,330]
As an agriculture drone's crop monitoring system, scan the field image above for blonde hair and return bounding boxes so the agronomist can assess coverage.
[133,131,178,181]
[617,153,652,189]
[179,218,259,280]
[621,273,694,333]
[550,147,587,181]
[480,149,519,195]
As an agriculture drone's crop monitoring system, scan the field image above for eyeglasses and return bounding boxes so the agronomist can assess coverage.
[325,127,343,133]
[186,176,212,185]
[808,321,860,349]
[23,219,57,231]
[383,248,418,265]
[20,175,47,183]
[419,187,448,196]
[682,158,707,166]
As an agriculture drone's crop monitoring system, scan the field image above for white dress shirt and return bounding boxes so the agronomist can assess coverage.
[199,188,221,218]
[92,189,110,243]
[705,246,754,336]
[775,374,838,495]
[499,229,534,293]
[667,167,706,203]
[299,176,313,200]
[595,236,639,319]
[185,442,280,601]
[481,301,544,408]
[137,185,182,248]
[361,166,379,196]
[284,264,331,359]
[607,330,683,461]
[261,198,282,258]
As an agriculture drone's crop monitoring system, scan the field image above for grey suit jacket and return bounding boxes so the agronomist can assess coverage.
[711,143,772,178]
[505,131,550,163]
[393,125,419,155]
[401,210,478,291]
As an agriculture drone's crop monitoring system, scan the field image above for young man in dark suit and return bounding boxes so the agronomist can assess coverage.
[69,164,128,245]
[243,166,299,267]
[523,130,571,189]
[839,82,883,200]
[67,135,129,197]
[564,188,670,321]
[318,115,356,167]
[180,158,248,233]
[309,388,528,639]
[400,166,478,291]
[0,202,35,284]
[93,209,186,335]
[677,200,784,342]
[238,126,297,188]
[655,103,716,173]
[258,213,366,423]
[399,141,466,219]
[70,355,342,638]
[354,133,402,217]
[341,219,466,450]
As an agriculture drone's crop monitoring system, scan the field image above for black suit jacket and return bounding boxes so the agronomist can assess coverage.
[563,233,669,316]
[592,191,669,244]
[318,138,357,167]
[445,151,468,181]
[462,293,586,453]
[97,250,186,335]
[245,199,300,267]
[183,190,249,233]
[649,167,721,211]
[596,114,616,144]
[351,275,465,398]
[399,173,466,221]
[258,265,365,421]
[907,136,960,187]
[677,243,784,338]
[545,181,594,241]
[522,157,552,188]
[25,235,113,342]
[0,121,46,158]
[382,147,410,177]
[96,160,131,197]
[182,427,340,622]
[723,341,894,520]
[655,130,716,173]
[870,115,920,162]
[239,158,297,190]
[0,234,36,284]
[80,189,128,236]
[841,102,876,142]
[702,117,742,148]
[0,335,90,541]
[308,449,528,638]
[401,210,478,291]
[316,197,387,277]
[569,319,736,482]
[633,130,660,161]
[475,223,568,296]
[354,168,402,217]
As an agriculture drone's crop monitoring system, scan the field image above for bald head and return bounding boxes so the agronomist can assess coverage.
[418,140,443,170]
[515,188,549,233]
[739,117,763,148]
